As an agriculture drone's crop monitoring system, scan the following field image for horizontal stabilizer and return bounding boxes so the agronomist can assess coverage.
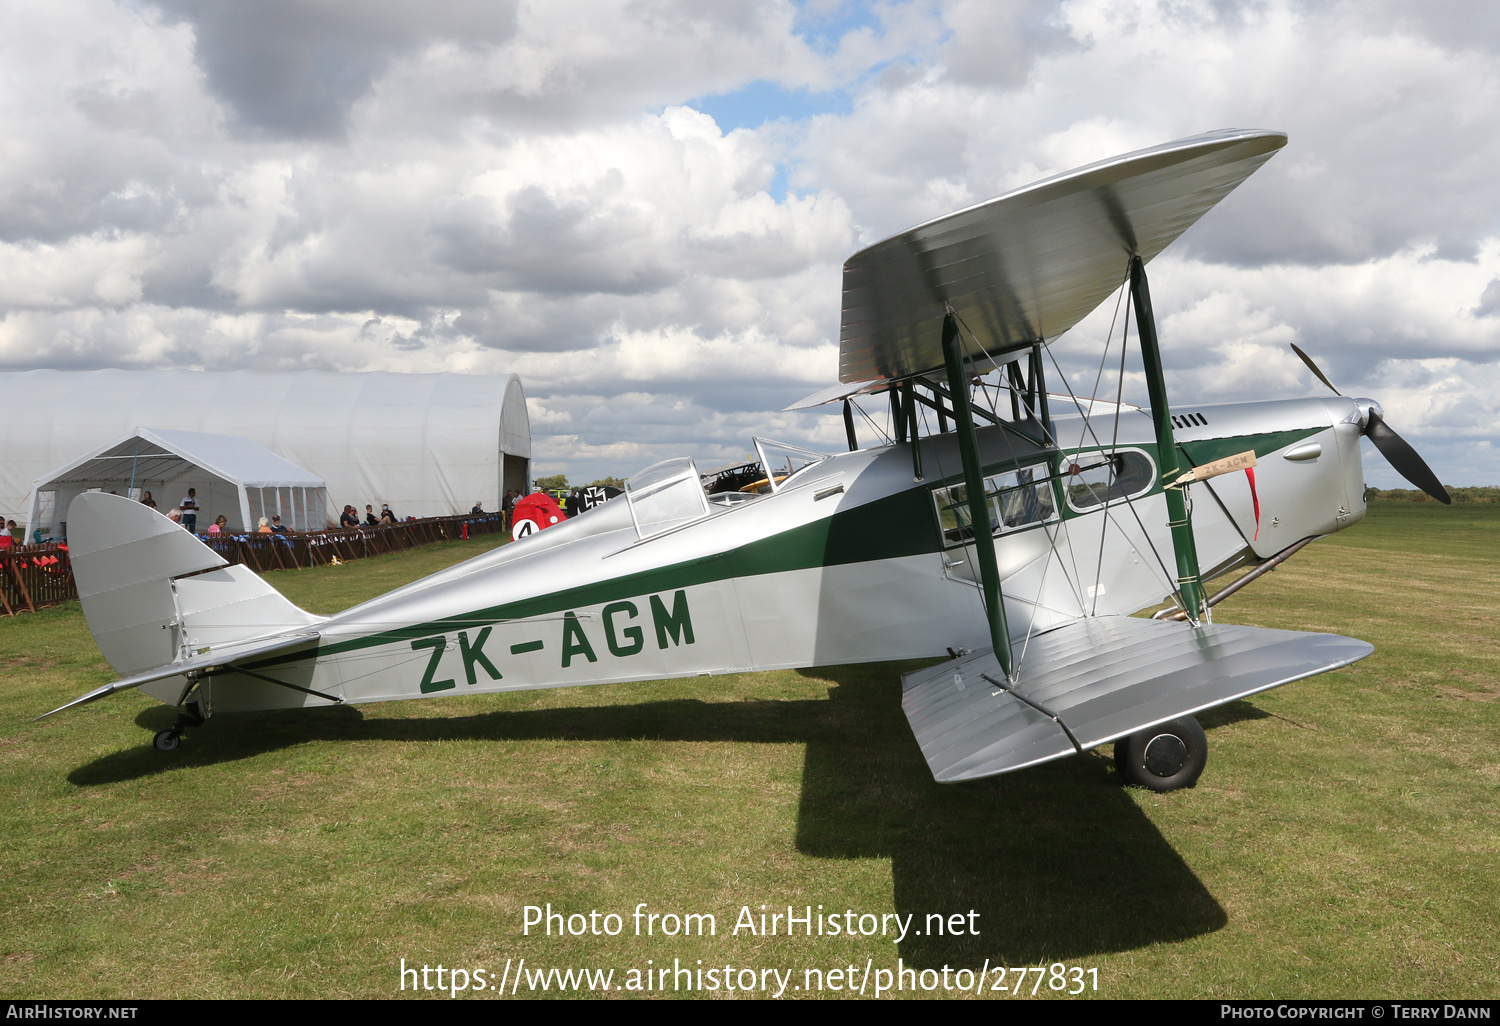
[36,631,320,720]
[901,616,1372,782]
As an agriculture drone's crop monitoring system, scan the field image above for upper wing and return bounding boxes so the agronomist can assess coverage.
[839,129,1286,384]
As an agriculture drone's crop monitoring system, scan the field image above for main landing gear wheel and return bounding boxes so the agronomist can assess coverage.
[153,729,181,751]
[1114,715,1207,792]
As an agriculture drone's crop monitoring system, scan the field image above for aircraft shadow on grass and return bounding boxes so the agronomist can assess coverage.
[68,673,1271,967]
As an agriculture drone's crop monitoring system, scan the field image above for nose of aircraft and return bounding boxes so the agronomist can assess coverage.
[1350,397,1383,429]
[1292,345,1450,504]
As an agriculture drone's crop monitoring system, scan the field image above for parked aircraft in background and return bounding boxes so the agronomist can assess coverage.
[510,491,567,540]
[43,130,1448,792]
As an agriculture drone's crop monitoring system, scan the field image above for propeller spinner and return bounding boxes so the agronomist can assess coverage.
[1290,344,1451,504]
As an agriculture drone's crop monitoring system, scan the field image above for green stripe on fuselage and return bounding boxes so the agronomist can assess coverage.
[250,483,940,667]
[242,424,1327,672]
[1178,426,1325,468]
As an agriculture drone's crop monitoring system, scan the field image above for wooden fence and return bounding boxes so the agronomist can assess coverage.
[0,545,75,616]
[0,512,509,616]
[202,512,509,573]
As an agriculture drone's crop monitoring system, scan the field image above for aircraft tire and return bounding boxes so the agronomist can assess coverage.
[1113,716,1206,791]
[153,729,181,752]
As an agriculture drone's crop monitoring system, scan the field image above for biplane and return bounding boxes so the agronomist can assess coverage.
[41,129,1450,791]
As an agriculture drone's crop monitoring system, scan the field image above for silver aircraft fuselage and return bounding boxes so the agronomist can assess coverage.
[149,394,1372,716]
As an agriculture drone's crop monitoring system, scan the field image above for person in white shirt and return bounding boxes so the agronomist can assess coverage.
[179,489,198,533]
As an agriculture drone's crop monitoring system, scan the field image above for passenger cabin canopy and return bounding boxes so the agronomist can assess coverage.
[625,458,711,540]
[27,428,328,537]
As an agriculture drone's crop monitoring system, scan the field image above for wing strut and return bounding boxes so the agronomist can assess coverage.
[939,311,1016,680]
[219,663,343,704]
[1129,255,1206,622]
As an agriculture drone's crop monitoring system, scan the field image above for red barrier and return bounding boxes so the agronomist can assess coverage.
[0,513,509,616]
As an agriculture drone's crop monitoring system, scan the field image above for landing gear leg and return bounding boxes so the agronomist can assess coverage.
[1114,715,1207,791]
[154,682,211,752]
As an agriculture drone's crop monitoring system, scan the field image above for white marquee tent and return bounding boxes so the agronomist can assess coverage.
[26,428,328,537]
[0,371,531,525]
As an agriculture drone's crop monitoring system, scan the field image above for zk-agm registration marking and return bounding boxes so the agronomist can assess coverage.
[410,590,697,693]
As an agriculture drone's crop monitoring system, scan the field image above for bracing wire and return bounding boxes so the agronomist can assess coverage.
[952,260,1182,611]
[950,314,1088,615]
[849,397,891,446]
[1090,278,1133,615]
[943,320,1100,667]
[959,317,1095,608]
[1077,278,1131,452]
[1042,339,1186,613]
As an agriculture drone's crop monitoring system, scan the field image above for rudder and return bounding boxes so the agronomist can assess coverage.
[68,494,318,704]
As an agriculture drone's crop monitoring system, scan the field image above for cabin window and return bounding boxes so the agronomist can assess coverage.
[625,458,711,539]
[1065,448,1155,511]
[932,463,1055,546]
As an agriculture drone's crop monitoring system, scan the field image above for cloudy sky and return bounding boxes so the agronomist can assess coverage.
[2,0,1498,486]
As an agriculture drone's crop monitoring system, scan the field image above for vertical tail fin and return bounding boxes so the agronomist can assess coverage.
[68,493,317,685]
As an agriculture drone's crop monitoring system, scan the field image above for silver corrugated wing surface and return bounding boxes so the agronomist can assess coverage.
[839,129,1287,384]
[901,615,1371,782]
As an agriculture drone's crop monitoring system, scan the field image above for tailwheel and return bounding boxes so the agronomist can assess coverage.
[1114,715,1207,792]
[152,704,205,753]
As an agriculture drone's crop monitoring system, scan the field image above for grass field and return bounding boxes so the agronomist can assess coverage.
[1,504,1495,1000]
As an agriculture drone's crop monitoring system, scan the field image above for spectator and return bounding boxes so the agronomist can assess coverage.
[270,514,290,535]
[208,515,228,535]
[339,505,359,528]
[140,491,157,509]
[167,507,182,524]
[471,500,484,514]
[565,488,582,518]
[0,520,13,549]
[365,504,378,526]
[380,503,397,524]
[179,488,198,533]
[257,517,273,534]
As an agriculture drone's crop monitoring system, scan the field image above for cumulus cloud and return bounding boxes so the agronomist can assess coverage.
[0,0,1497,486]
[148,0,520,139]
[797,0,1500,265]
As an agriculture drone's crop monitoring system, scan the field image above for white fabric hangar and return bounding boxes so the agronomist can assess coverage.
[0,370,531,526]
[27,428,328,536]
